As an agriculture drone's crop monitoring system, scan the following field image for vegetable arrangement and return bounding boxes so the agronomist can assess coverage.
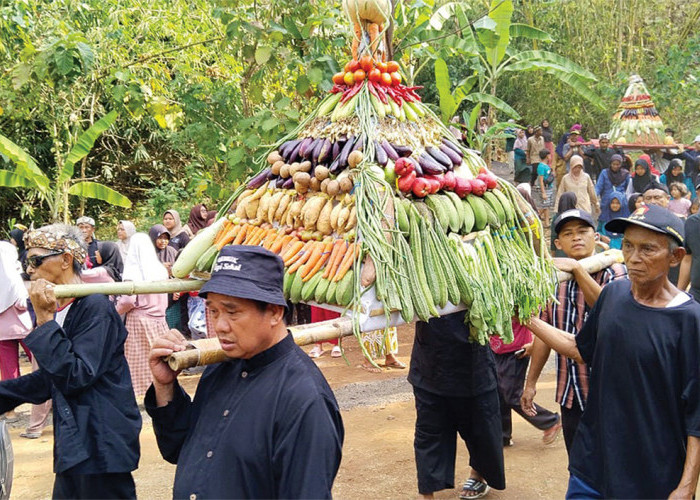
[608,75,666,145]
[172,7,557,346]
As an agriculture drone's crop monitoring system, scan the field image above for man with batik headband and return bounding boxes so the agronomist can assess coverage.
[0,224,141,499]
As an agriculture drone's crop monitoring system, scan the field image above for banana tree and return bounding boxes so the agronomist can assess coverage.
[0,110,131,222]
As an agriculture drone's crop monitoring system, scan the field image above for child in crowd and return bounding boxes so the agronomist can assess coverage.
[691,198,700,216]
[627,193,644,213]
[534,149,554,227]
[597,192,629,249]
[668,182,692,218]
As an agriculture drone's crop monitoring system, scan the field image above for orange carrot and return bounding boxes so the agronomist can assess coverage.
[302,240,334,282]
[300,240,327,280]
[233,224,249,245]
[326,240,348,279]
[352,22,362,60]
[273,235,295,255]
[283,240,308,266]
[322,240,346,279]
[249,228,268,246]
[288,241,319,274]
[216,224,241,250]
[242,226,260,245]
[212,219,232,246]
[368,23,380,56]
[333,242,359,282]
[263,229,282,250]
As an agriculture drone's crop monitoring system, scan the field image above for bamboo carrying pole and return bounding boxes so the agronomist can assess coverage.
[555,249,624,283]
[166,316,354,371]
[54,279,204,298]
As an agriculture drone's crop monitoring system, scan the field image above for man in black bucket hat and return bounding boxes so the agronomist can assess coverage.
[146,246,344,499]
[526,204,700,498]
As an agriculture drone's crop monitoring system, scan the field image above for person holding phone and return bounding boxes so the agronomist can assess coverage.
[490,319,561,447]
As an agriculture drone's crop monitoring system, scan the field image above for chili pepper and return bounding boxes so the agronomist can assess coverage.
[330,84,346,94]
[341,81,364,104]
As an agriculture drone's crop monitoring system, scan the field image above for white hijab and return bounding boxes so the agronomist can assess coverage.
[0,241,28,314]
[122,233,169,282]
[116,220,136,260]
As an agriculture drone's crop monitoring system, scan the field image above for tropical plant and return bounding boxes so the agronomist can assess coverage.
[0,111,131,222]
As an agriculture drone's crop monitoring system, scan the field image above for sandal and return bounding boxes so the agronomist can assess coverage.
[543,421,562,445]
[308,345,324,358]
[331,346,342,358]
[459,478,490,499]
[20,431,41,439]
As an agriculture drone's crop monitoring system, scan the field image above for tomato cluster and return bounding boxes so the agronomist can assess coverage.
[333,56,402,87]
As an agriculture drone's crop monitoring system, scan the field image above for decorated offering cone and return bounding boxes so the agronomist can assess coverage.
[608,75,666,145]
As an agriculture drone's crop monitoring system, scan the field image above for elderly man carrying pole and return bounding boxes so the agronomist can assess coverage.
[146,245,344,499]
[527,204,700,498]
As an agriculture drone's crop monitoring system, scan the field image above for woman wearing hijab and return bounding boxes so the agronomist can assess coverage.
[163,209,190,251]
[0,242,33,422]
[183,204,209,238]
[116,233,169,396]
[627,158,656,196]
[595,153,631,208]
[513,129,530,183]
[81,241,124,286]
[660,159,696,199]
[516,183,538,212]
[9,228,27,271]
[205,210,218,227]
[597,191,630,250]
[149,224,183,331]
[541,119,554,166]
[555,155,599,215]
[116,220,136,261]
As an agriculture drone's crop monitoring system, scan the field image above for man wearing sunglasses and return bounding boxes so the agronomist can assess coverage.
[0,224,141,499]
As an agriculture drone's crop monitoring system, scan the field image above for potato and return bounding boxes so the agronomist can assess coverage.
[326,179,341,197]
[267,151,283,164]
[271,160,284,175]
[320,178,331,193]
[293,171,311,187]
[309,177,321,192]
[289,162,301,176]
[294,181,309,194]
[348,150,364,168]
[314,165,330,181]
[280,164,291,178]
[299,161,312,173]
[339,177,353,193]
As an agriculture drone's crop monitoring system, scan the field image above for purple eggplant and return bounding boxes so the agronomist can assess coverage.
[439,144,462,166]
[352,134,365,153]
[317,139,332,164]
[302,138,320,160]
[331,141,342,162]
[410,157,423,177]
[298,137,315,158]
[374,141,388,166]
[287,140,303,163]
[419,153,445,175]
[329,157,343,175]
[381,140,400,161]
[266,169,276,180]
[393,144,413,158]
[282,177,294,189]
[442,138,463,154]
[275,176,286,188]
[338,135,357,168]
[311,138,325,164]
[426,146,452,168]
[279,139,300,158]
[247,168,271,189]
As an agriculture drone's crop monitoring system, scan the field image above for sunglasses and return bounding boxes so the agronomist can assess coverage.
[27,251,64,269]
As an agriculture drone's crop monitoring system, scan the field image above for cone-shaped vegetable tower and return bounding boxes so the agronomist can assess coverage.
[608,75,666,145]
[173,4,557,345]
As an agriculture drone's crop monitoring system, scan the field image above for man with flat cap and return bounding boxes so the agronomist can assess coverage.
[527,204,700,498]
[146,245,344,499]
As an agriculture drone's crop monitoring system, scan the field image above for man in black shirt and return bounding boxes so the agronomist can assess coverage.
[409,312,505,499]
[528,205,700,498]
[147,245,344,499]
[76,216,99,268]
[583,134,623,182]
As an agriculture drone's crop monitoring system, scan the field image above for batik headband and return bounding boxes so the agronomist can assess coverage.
[24,229,87,264]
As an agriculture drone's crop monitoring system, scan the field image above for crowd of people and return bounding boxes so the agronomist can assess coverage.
[0,132,699,499]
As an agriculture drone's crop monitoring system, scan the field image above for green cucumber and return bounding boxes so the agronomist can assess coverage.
[314,277,331,303]
[301,272,323,302]
[467,195,488,231]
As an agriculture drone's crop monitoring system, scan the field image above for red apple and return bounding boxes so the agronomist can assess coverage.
[454,177,472,198]
[470,178,487,196]
[394,157,414,177]
[397,170,417,193]
[442,171,456,190]
[412,177,430,198]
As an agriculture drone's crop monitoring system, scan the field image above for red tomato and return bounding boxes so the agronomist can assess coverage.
[368,68,382,84]
[390,72,402,86]
[359,55,374,73]
[344,59,360,73]
[353,69,366,82]
[380,72,392,86]
[332,72,346,85]
[386,61,400,73]
[343,71,355,86]
[376,61,388,73]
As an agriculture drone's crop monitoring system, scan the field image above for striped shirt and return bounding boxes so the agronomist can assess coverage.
[541,263,627,410]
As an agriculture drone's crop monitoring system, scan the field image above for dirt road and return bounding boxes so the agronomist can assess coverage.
[7,325,571,499]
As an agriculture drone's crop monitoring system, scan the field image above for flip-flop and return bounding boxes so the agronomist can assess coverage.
[308,346,324,358]
[331,346,342,358]
[543,421,562,445]
[459,478,490,499]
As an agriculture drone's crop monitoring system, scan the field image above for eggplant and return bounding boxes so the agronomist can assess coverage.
[266,169,276,180]
[374,141,388,166]
[298,137,315,158]
[442,138,462,155]
[287,140,304,163]
[247,168,271,189]
[410,158,423,177]
[352,134,365,153]
[331,141,342,162]
[381,140,400,161]
[393,144,413,158]
[279,139,300,158]
[317,139,332,164]
[311,138,325,164]
[329,157,343,175]
[426,146,452,168]
[338,135,356,168]
[419,153,445,175]
[275,176,286,188]
[301,138,320,160]
[282,177,294,189]
[439,143,463,166]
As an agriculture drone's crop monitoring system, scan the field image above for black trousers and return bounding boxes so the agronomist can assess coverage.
[413,385,505,495]
[494,353,559,442]
[53,472,136,499]
[561,404,583,455]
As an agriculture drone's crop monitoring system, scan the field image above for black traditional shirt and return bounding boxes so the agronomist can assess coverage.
[145,333,344,499]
